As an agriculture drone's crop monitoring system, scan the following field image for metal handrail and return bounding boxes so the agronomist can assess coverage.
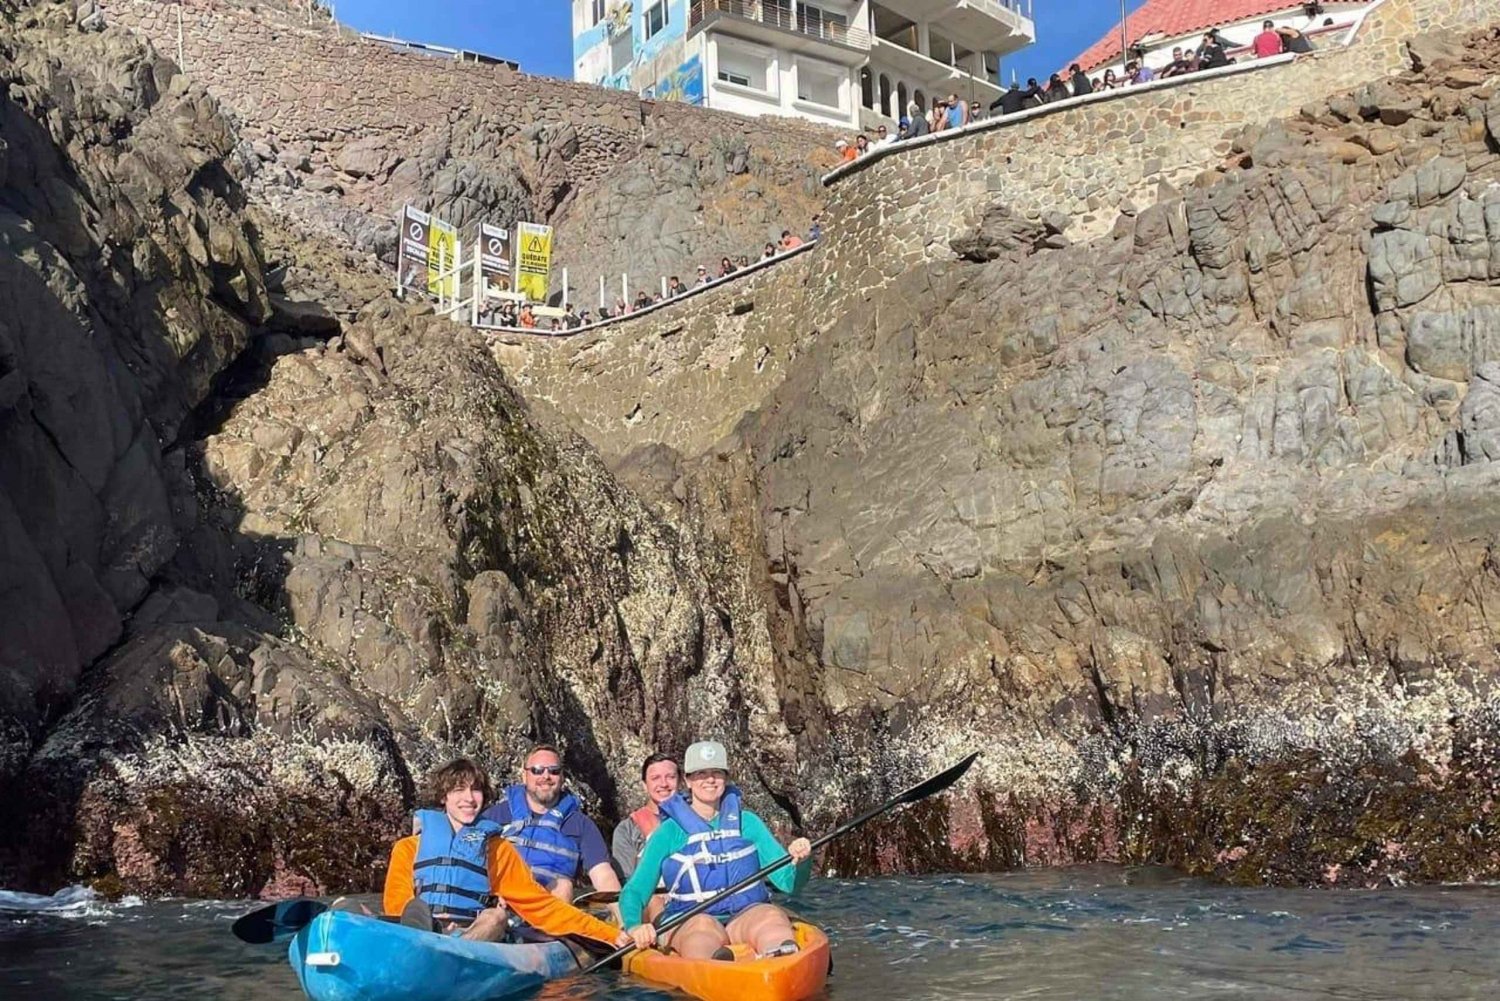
[690,0,874,49]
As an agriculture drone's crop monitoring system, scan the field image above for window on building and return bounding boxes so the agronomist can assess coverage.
[796,60,842,108]
[644,0,669,40]
[592,0,607,25]
[797,2,847,42]
[610,23,634,74]
[717,45,770,91]
[859,68,873,109]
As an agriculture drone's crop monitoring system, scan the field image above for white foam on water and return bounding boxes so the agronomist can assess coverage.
[0,885,142,918]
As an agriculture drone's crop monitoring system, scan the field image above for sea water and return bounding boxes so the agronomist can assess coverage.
[4,866,1500,999]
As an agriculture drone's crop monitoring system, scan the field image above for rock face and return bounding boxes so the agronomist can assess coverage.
[0,0,268,779]
[506,20,1500,887]
[12,0,1500,898]
[98,0,834,301]
[0,1,795,895]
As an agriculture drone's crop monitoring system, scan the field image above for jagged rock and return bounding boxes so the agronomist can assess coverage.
[1387,154,1465,207]
[1406,27,1467,72]
[1459,362,1500,463]
[335,135,394,179]
[267,292,341,336]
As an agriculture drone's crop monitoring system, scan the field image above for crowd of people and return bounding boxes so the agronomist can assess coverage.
[991,22,1321,111]
[478,220,819,333]
[830,20,1327,158]
[369,741,815,963]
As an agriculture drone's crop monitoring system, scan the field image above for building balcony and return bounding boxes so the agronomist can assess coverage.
[875,0,1035,56]
[690,0,874,66]
[869,36,1001,101]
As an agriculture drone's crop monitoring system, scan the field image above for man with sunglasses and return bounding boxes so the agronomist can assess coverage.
[480,744,622,902]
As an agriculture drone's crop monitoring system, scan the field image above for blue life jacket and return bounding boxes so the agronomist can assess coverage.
[411,809,502,925]
[498,784,583,888]
[659,787,770,919]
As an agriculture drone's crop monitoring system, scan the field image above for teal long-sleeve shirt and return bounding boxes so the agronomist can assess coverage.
[618,806,811,927]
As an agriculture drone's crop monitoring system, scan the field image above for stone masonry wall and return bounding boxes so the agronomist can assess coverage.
[813,0,1495,296]
[494,250,819,460]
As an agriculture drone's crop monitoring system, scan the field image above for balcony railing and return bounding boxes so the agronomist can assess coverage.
[690,0,874,50]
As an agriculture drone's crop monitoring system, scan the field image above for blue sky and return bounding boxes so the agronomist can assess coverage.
[334,0,1146,87]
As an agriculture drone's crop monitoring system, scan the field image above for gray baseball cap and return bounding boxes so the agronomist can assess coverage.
[683,740,729,775]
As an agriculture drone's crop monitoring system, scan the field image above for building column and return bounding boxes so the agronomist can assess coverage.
[916,19,930,58]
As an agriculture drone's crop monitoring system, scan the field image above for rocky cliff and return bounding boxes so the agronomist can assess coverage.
[98,0,835,298]
[9,0,1500,898]
[502,13,1500,887]
[0,1,796,895]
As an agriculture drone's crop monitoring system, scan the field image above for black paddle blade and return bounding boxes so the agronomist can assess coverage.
[570,889,620,905]
[895,751,979,806]
[231,898,327,944]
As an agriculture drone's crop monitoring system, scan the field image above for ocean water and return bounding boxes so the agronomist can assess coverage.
[4,866,1500,1000]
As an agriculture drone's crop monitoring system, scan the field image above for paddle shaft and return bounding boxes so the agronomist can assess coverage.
[577,752,978,976]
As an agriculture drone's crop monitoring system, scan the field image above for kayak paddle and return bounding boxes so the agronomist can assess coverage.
[231,897,328,944]
[571,889,620,905]
[577,750,979,975]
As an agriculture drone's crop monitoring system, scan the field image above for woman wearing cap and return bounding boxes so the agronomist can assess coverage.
[619,740,813,961]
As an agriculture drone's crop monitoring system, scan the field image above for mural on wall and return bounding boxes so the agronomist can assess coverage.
[648,54,705,106]
[605,0,633,38]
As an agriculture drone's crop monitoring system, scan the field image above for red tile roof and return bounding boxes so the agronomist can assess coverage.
[1070,0,1298,72]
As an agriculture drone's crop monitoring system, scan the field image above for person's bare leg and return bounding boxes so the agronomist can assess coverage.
[663,913,730,959]
[460,906,511,942]
[726,903,797,955]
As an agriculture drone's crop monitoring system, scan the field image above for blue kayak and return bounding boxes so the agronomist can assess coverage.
[287,910,580,1001]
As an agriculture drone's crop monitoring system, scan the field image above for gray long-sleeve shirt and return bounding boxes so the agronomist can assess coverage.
[611,815,648,881]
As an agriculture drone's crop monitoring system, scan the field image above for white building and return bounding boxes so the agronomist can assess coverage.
[572,1,1036,130]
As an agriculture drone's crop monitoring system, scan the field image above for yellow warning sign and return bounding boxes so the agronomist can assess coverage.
[515,221,553,303]
[427,219,458,299]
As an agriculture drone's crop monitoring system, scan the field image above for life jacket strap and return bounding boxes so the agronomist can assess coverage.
[415,882,491,903]
[506,836,581,860]
[413,857,490,879]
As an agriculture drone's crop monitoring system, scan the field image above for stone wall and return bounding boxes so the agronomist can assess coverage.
[813,0,1494,287]
[97,0,837,293]
[494,249,818,460]
[494,0,1497,410]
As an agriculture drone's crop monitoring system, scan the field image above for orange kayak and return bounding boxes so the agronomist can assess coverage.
[624,922,831,1001]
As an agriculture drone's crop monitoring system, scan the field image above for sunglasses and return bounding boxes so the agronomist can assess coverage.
[526,765,563,776]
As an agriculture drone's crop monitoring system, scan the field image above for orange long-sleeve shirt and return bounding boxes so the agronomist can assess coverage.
[383,834,620,946]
